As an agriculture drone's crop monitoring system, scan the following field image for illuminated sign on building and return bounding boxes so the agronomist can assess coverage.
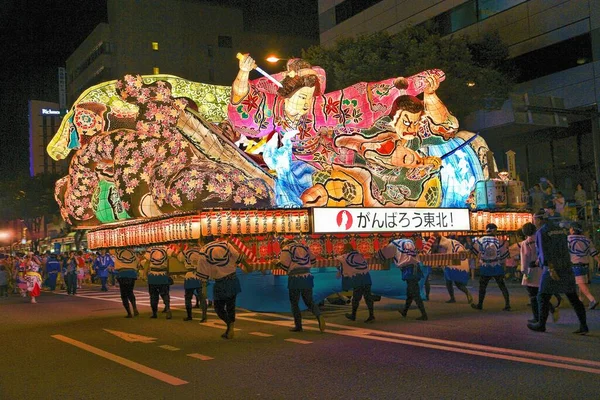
[312,208,471,233]
[41,108,61,115]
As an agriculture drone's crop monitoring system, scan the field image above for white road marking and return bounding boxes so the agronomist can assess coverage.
[61,289,600,375]
[249,332,274,337]
[159,345,180,351]
[51,335,188,386]
[234,315,600,375]
[187,353,214,361]
[104,329,157,343]
[285,338,312,345]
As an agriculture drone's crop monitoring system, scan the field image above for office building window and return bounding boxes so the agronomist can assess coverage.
[430,0,477,35]
[218,35,232,48]
[510,34,592,83]
[153,67,160,75]
[335,0,383,25]
[478,0,527,20]
[152,42,159,51]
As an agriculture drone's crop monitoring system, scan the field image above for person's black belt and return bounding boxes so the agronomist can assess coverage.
[572,263,589,266]
[215,272,236,282]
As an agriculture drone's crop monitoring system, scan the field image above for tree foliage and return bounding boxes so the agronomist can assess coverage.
[302,26,515,120]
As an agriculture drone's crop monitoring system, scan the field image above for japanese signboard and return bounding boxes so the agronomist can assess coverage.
[312,208,471,233]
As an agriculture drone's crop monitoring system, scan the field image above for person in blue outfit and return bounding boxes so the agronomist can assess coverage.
[45,253,61,291]
[432,234,473,304]
[177,244,208,322]
[144,246,172,320]
[276,238,326,333]
[336,243,375,323]
[528,212,589,334]
[567,222,599,310]
[379,238,428,321]
[470,223,511,311]
[93,249,113,292]
[198,236,249,339]
[110,248,139,318]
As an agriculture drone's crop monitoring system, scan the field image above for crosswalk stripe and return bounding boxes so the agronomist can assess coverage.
[187,353,214,361]
[284,338,312,345]
[159,345,180,351]
[249,332,273,337]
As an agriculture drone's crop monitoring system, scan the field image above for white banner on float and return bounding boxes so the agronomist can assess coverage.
[312,208,471,233]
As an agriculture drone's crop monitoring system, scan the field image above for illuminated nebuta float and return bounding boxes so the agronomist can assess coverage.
[47,54,531,311]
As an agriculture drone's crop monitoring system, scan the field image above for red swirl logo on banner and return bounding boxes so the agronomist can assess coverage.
[336,210,353,230]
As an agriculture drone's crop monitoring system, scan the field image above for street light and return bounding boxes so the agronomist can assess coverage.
[0,231,13,256]
[266,55,287,63]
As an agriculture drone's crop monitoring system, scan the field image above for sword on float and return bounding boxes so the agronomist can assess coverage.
[236,52,283,88]
[440,132,480,160]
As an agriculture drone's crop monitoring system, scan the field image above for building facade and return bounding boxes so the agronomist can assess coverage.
[29,100,68,177]
[66,0,316,103]
[318,0,600,200]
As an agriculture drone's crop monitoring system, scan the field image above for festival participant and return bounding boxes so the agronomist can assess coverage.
[378,238,428,320]
[198,237,249,338]
[432,234,473,304]
[24,263,42,303]
[93,249,113,292]
[520,222,542,323]
[176,244,208,322]
[336,243,375,323]
[275,238,326,333]
[144,245,172,320]
[528,212,589,334]
[110,248,139,318]
[64,252,78,295]
[44,254,61,291]
[470,224,511,311]
[0,265,9,298]
[567,222,599,310]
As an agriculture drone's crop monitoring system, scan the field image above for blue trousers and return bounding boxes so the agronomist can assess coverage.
[47,273,58,290]
[100,277,108,291]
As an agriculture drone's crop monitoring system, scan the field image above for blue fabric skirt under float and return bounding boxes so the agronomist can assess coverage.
[207,266,430,312]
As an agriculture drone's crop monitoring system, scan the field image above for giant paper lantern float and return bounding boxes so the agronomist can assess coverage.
[48,55,531,311]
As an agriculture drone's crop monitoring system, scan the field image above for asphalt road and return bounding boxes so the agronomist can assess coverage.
[1,278,600,400]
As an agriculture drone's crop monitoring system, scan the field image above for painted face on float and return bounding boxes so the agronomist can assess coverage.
[393,110,422,140]
[284,86,316,118]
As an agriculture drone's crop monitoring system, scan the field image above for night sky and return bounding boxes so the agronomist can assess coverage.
[0,0,318,177]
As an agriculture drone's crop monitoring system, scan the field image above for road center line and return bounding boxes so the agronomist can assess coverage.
[51,335,188,386]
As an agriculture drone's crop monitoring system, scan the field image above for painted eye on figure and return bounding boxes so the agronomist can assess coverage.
[403,119,411,127]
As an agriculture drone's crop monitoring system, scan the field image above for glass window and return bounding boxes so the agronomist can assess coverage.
[431,0,477,35]
[478,0,527,20]
[527,141,552,172]
[153,67,160,75]
[152,42,159,51]
[580,131,594,166]
[218,36,232,48]
[450,0,477,32]
[510,34,592,83]
[553,136,578,168]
